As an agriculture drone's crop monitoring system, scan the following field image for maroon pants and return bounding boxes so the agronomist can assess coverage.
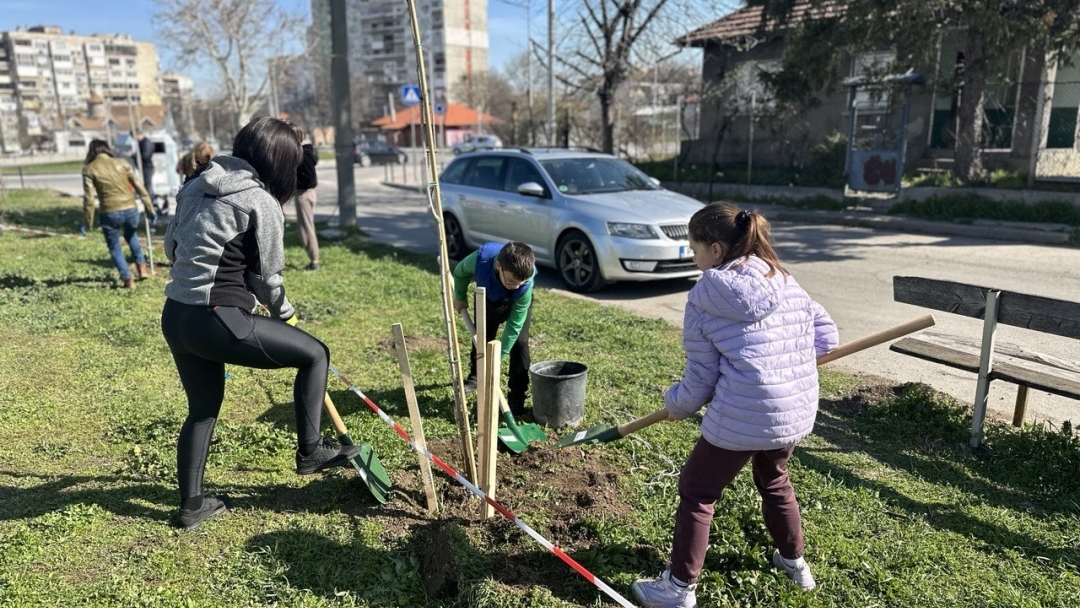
[670,436,805,584]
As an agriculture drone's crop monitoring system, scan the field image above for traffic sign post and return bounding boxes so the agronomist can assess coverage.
[401,85,421,107]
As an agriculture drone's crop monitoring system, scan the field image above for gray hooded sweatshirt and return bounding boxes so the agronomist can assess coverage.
[164,156,294,320]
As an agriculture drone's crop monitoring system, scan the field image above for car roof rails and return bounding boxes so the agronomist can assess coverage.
[516,147,533,155]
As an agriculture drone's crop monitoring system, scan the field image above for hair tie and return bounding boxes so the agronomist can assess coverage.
[736,210,751,231]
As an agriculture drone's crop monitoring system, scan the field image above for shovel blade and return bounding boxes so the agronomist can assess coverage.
[553,423,621,448]
[497,427,529,453]
[339,432,392,504]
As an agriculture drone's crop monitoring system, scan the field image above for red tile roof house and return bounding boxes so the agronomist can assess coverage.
[674,2,1080,182]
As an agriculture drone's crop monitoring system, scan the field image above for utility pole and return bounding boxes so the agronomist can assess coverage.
[330,0,356,226]
[546,0,555,146]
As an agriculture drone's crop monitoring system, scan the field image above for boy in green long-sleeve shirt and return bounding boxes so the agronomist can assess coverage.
[452,241,536,415]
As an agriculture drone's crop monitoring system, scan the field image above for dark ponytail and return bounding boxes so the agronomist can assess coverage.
[84,139,113,165]
[688,201,787,277]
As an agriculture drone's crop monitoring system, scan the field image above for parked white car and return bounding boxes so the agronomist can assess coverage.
[434,148,704,292]
[451,134,503,155]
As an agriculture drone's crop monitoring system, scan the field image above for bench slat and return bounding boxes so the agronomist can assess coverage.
[889,334,981,373]
[890,332,1080,400]
[993,361,1080,401]
[894,277,1080,340]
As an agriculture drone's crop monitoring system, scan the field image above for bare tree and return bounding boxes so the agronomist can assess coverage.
[153,0,307,131]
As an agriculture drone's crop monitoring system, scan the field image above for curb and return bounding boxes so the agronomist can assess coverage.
[380,181,424,193]
[756,205,1073,246]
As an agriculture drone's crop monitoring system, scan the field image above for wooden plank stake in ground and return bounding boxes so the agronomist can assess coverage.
[478,339,500,519]
[392,323,439,515]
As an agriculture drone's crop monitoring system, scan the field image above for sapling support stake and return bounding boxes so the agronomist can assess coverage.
[403,0,477,485]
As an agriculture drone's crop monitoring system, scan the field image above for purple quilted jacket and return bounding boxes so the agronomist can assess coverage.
[664,255,839,451]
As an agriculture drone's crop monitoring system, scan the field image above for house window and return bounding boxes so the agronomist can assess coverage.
[730,60,777,115]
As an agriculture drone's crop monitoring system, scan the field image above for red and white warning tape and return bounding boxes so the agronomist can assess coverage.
[0,222,165,253]
[327,364,636,608]
[0,223,91,240]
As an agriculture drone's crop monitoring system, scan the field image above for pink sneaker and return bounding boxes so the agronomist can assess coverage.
[631,568,697,608]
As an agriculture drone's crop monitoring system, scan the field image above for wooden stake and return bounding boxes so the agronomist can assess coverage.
[478,339,500,519]
[392,323,439,515]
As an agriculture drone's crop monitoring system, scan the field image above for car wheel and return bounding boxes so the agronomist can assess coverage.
[443,213,467,260]
[358,154,372,167]
[556,229,604,293]
[452,148,461,155]
[398,154,407,165]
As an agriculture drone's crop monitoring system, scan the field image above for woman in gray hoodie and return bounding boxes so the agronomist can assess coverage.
[161,117,360,531]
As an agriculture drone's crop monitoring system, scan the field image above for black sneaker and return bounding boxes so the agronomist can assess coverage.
[303,262,320,272]
[175,494,229,531]
[463,376,477,395]
[295,438,362,475]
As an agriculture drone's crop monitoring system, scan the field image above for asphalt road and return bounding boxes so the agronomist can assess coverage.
[19,161,1080,430]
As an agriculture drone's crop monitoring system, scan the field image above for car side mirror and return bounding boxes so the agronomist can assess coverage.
[650,177,661,186]
[517,181,546,198]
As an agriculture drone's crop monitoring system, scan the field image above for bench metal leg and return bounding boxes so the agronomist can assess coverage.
[970,290,1001,448]
[1012,385,1029,427]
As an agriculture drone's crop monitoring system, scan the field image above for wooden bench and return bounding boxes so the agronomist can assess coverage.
[890,276,1080,447]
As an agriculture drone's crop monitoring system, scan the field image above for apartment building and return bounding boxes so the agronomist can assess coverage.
[162,72,195,139]
[0,25,162,149]
[311,0,489,123]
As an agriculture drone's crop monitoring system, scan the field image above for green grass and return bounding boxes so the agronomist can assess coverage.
[889,194,1080,227]
[0,160,85,175]
[2,189,1079,606]
[318,150,337,161]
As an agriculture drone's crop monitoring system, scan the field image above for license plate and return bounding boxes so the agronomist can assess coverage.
[679,245,690,259]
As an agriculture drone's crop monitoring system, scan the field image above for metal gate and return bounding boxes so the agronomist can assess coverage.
[844,73,924,194]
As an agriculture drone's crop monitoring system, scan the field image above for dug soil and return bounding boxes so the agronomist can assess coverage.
[353,433,635,599]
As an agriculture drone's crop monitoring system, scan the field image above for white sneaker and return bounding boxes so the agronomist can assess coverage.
[772,550,816,590]
[631,568,697,608]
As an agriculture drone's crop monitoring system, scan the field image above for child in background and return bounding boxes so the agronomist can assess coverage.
[632,202,839,607]
[452,241,536,415]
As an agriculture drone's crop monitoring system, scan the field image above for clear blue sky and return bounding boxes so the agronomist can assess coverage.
[0,0,532,84]
[0,0,713,90]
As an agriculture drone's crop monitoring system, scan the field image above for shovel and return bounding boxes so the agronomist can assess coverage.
[460,310,548,452]
[555,314,937,449]
[323,393,392,503]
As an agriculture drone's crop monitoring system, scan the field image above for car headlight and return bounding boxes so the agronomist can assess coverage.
[607,222,657,239]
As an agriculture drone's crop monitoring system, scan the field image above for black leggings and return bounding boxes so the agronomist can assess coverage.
[468,297,532,401]
[161,299,329,501]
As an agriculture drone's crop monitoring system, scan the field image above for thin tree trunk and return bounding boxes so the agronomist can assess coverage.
[600,88,615,154]
[953,26,989,182]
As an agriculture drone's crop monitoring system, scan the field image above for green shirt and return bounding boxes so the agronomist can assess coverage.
[453,250,534,360]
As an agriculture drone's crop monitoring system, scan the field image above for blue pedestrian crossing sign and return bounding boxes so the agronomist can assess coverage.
[434,103,446,115]
[401,84,421,106]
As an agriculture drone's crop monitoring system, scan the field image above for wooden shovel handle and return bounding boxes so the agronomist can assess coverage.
[616,408,671,437]
[816,314,935,365]
[322,393,349,436]
[614,314,937,440]
[459,310,513,415]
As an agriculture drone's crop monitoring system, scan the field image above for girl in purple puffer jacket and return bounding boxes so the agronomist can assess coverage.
[633,202,839,608]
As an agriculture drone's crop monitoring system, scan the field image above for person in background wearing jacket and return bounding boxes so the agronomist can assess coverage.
[632,202,839,607]
[176,141,215,185]
[289,124,320,271]
[81,139,156,289]
[161,117,360,531]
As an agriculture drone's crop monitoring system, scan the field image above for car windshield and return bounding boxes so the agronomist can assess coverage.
[539,157,658,195]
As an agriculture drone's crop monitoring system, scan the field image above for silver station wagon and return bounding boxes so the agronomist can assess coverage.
[435,148,704,292]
